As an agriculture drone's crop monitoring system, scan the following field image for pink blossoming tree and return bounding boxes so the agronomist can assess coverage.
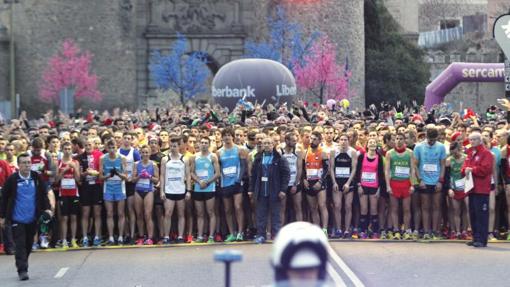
[39,39,101,110]
[294,35,351,104]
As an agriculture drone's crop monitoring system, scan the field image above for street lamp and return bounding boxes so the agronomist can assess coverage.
[5,0,18,119]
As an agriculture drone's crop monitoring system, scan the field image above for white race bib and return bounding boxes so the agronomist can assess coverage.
[61,178,76,189]
[223,166,237,176]
[289,172,297,186]
[31,162,44,173]
[137,178,151,188]
[361,172,376,183]
[335,167,350,178]
[197,170,209,179]
[394,166,410,178]
[306,168,320,180]
[454,178,465,190]
[423,164,438,173]
[86,175,97,185]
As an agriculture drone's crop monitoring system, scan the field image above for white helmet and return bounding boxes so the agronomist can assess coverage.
[272,222,329,281]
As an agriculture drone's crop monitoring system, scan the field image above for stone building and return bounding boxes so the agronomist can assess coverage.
[0,0,365,117]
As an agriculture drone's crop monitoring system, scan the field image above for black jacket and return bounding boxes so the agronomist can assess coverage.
[0,171,50,222]
[250,149,290,200]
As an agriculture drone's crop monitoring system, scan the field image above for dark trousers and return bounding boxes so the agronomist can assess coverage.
[256,195,281,238]
[12,221,36,273]
[2,221,15,252]
[469,193,489,246]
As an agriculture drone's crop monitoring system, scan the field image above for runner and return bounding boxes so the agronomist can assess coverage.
[280,132,304,223]
[445,141,467,239]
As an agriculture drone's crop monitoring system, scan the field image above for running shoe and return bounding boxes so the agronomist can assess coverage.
[488,233,497,241]
[360,232,368,239]
[225,234,237,243]
[81,237,89,247]
[506,233,510,241]
[214,232,223,242]
[343,230,351,239]
[371,232,380,239]
[32,242,39,251]
[104,239,116,246]
[144,239,154,245]
[403,231,412,240]
[255,236,266,244]
[162,238,171,245]
[70,239,79,248]
[351,230,359,239]
[461,231,468,240]
[62,240,70,249]
[207,236,215,244]
[449,232,457,240]
[431,233,440,241]
[236,232,244,241]
[176,237,184,244]
[466,231,473,241]
[136,238,144,245]
[380,230,387,240]
[393,231,401,240]
[423,233,431,240]
[334,229,343,238]
[386,231,394,240]
[195,236,205,243]
[93,237,102,247]
[40,234,50,249]
[412,230,419,240]
[185,235,193,243]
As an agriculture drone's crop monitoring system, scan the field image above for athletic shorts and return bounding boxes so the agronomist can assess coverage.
[360,186,378,195]
[165,193,185,201]
[390,180,411,199]
[453,190,467,200]
[126,182,135,197]
[304,180,324,197]
[104,190,127,202]
[334,180,355,193]
[418,184,437,194]
[59,196,80,216]
[219,183,242,198]
[79,184,103,206]
[192,192,215,201]
[135,190,153,199]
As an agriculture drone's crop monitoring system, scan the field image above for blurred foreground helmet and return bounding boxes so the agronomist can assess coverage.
[272,222,329,282]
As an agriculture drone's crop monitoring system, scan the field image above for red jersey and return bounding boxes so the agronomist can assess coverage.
[58,160,79,197]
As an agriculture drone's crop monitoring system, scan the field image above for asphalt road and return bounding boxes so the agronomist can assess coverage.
[0,241,509,287]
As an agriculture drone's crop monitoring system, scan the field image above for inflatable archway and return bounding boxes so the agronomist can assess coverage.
[424,62,505,110]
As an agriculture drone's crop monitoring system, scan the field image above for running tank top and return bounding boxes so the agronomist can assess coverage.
[334,148,354,184]
[219,146,240,188]
[103,155,125,195]
[135,161,155,192]
[305,148,323,181]
[389,149,412,181]
[58,160,79,197]
[360,153,379,188]
[194,153,215,192]
[164,154,186,195]
[449,156,465,191]
[118,147,135,179]
[281,148,298,186]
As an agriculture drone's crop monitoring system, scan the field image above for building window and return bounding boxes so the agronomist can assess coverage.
[439,19,460,30]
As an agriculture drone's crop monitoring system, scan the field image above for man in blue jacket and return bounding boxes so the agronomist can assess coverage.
[0,153,52,281]
[250,137,290,244]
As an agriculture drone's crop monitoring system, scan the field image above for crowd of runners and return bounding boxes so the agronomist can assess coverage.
[1,99,510,253]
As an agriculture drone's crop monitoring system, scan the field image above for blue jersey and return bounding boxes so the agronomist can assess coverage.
[102,155,125,195]
[219,146,240,188]
[135,161,155,192]
[194,153,215,192]
[414,141,446,185]
[491,146,501,168]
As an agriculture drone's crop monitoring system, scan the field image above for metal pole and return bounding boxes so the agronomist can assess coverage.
[9,1,15,118]
[225,262,231,287]
[505,57,510,99]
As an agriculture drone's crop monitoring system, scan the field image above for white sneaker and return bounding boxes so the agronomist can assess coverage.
[40,234,49,249]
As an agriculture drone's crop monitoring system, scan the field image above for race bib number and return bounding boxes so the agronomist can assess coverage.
[61,178,76,189]
[454,178,465,190]
[289,172,296,186]
[31,163,44,173]
[335,167,350,178]
[223,166,237,177]
[423,164,438,173]
[361,172,376,183]
[306,168,320,180]
[197,170,209,179]
[394,166,410,178]
[86,175,97,185]
[137,178,151,189]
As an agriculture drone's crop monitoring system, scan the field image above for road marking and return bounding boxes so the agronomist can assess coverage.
[327,263,347,287]
[327,245,365,287]
[54,267,69,279]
